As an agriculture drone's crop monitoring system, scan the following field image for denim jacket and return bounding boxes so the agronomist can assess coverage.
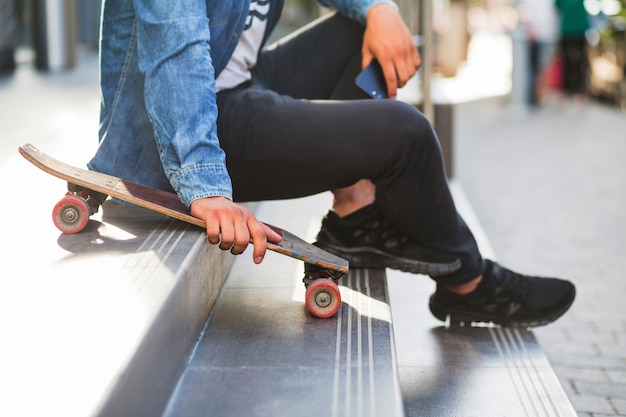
[89,0,394,206]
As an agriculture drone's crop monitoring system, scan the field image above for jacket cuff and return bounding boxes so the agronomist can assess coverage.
[169,163,233,207]
[359,0,398,24]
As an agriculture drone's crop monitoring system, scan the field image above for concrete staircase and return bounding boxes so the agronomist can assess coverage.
[90,190,579,417]
[4,165,578,417]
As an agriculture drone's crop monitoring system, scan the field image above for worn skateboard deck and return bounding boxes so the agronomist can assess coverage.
[19,143,349,318]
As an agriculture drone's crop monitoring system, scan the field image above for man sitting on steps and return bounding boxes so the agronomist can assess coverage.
[88,0,575,327]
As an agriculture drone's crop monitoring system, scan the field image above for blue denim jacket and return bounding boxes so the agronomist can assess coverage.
[89,0,394,206]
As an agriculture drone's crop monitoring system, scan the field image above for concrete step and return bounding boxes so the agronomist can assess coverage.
[163,186,578,417]
[91,202,237,417]
[389,269,578,417]
[163,267,403,417]
[387,182,578,416]
[163,194,404,417]
[2,171,236,417]
[165,183,576,417]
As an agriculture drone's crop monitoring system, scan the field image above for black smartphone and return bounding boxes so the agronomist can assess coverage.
[355,59,388,99]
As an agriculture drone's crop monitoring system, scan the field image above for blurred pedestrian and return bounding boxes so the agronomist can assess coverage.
[555,0,591,100]
[519,0,560,105]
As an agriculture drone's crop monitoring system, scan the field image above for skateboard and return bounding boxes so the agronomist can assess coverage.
[19,143,348,318]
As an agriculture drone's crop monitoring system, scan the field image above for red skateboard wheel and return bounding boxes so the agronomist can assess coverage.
[52,194,90,234]
[305,279,341,319]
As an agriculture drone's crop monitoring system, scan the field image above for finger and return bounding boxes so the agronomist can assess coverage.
[205,217,221,245]
[361,48,373,71]
[263,224,283,243]
[230,218,250,256]
[394,56,411,88]
[380,59,398,98]
[218,221,236,251]
[248,220,268,264]
[397,39,421,87]
[413,47,422,70]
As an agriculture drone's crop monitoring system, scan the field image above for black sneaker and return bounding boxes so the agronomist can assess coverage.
[311,205,461,276]
[429,260,576,327]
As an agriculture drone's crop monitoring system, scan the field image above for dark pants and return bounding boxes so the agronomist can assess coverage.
[559,37,588,96]
[216,13,483,286]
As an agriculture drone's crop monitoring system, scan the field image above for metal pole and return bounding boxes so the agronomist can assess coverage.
[33,0,78,70]
[421,0,435,124]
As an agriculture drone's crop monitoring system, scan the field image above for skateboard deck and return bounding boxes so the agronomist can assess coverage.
[19,143,348,318]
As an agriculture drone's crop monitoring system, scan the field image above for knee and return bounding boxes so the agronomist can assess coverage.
[383,101,440,155]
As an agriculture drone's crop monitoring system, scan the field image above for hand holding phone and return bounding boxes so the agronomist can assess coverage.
[355,59,388,99]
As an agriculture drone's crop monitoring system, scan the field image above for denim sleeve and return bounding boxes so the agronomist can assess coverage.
[132,0,233,206]
[316,0,397,24]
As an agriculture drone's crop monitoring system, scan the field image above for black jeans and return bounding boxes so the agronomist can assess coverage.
[216,13,483,286]
[559,37,588,96]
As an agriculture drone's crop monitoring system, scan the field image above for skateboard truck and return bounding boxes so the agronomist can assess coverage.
[68,182,108,212]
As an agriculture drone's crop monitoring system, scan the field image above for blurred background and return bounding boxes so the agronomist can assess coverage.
[1,0,625,110]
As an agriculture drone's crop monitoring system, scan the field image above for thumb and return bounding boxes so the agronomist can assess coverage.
[361,49,373,70]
